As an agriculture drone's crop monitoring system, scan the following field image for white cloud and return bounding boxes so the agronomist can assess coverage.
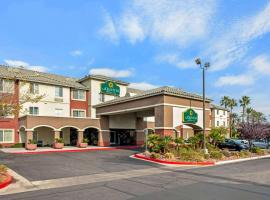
[100,0,216,45]
[89,68,133,78]
[4,59,29,67]
[129,82,158,90]
[99,10,119,43]
[215,74,255,87]
[70,50,83,56]
[4,59,49,72]
[251,54,270,76]
[156,54,196,69]
[209,2,270,71]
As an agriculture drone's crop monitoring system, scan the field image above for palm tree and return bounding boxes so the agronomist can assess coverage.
[246,107,253,123]
[228,98,238,137]
[220,96,230,109]
[239,96,250,123]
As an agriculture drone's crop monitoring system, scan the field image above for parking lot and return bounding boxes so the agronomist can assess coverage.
[0,148,158,181]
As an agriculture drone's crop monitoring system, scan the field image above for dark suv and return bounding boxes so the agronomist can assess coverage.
[218,139,249,151]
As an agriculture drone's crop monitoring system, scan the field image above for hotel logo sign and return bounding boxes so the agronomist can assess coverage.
[182,108,198,124]
[101,81,120,96]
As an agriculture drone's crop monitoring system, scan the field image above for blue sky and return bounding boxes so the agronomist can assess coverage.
[0,0,270,118]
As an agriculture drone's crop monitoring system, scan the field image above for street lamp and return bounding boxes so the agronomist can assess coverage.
[195,58,210,154]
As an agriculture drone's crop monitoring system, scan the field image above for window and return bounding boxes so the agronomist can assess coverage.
[29,107,39,115]
[0,129,14,143]
[30,83,39,94]
[72,110,86,118]
[217,121,219,126]
[0,79,14,93]
[223,110,226,115]
[72,90,86,100]
[217,109,219,115]
[99,93,105,102]
[223,121,226,126]
[55,86,63,97]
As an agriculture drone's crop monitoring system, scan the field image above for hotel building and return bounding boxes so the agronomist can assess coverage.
[0,66,229,148]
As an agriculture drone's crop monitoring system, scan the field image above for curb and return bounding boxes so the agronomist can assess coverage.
[132,153,270,167]
[8,146,140,155]
[133,154,215,166]
[0,173,13,190]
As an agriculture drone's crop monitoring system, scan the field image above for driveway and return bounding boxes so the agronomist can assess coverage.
[0,148,158,181]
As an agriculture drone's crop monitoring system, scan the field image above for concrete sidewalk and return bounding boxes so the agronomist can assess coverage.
[0,145,139,154]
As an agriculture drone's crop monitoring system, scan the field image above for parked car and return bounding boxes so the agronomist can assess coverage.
[218,139,249,151]
[252,139,269,149]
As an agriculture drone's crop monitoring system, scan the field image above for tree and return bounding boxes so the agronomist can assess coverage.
[251,110,266,123]
[239,96,250,123]
[220,96,230,109]
[209,127,227,147]
[238,123,264,149]
[0,79,44,118]
[262,124,270,149]
[228,98,238,137]
[246,107,253,123]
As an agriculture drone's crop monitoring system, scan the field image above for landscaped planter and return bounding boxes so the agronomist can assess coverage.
[0,173,13,190]
[78,143,88,148]
[53,142,64,149]
[133,153,215,166]
[26,143,37,150]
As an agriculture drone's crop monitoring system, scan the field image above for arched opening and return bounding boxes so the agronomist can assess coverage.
[33,126,54,147]
[83,128,99,146]
[60,127,79,146]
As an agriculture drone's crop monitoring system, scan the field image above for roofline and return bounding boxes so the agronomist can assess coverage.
[79,75,130,86]
[94,90,212,108]
[210,104,230,112]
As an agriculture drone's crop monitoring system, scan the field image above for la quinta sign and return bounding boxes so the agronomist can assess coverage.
[101,81,120,96]
[182,108,198,124]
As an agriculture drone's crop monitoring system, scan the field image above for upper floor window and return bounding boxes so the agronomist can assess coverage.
[0,129,14,143]
[55,86,63,97]
[72,109,86,118]
[217,109,219,115]
[99,93,105,102]
[55,108,63,116]
[223,110,226,115]
[30,83,39,94]
[72,90,86,100]
[29,107,39,115]
[0,79,14,93]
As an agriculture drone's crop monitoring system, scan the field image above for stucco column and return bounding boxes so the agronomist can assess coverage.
[98,116,110,147]
[54,131,61,140]
[136,117,145,145]
[154,105,174,137]
[77,131,84,146]
[25,131,33,149]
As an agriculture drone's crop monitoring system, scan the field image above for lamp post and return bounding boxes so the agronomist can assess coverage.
[195,58,210,154]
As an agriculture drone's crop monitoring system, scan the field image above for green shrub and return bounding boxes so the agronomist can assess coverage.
[82,138,89,143]
[179,149,205,162]
[210,150,224,160]
[55,138,64,143]
[11,143,24,148]
[204,153,210,160]
[238,151,251,158]
[150,152,161,159]
[250,147,264,155]
[221,149,231,157]
[28,139,37,144]
[0,144,3,149]
[164,152,175,160]
[231,151,240,158]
